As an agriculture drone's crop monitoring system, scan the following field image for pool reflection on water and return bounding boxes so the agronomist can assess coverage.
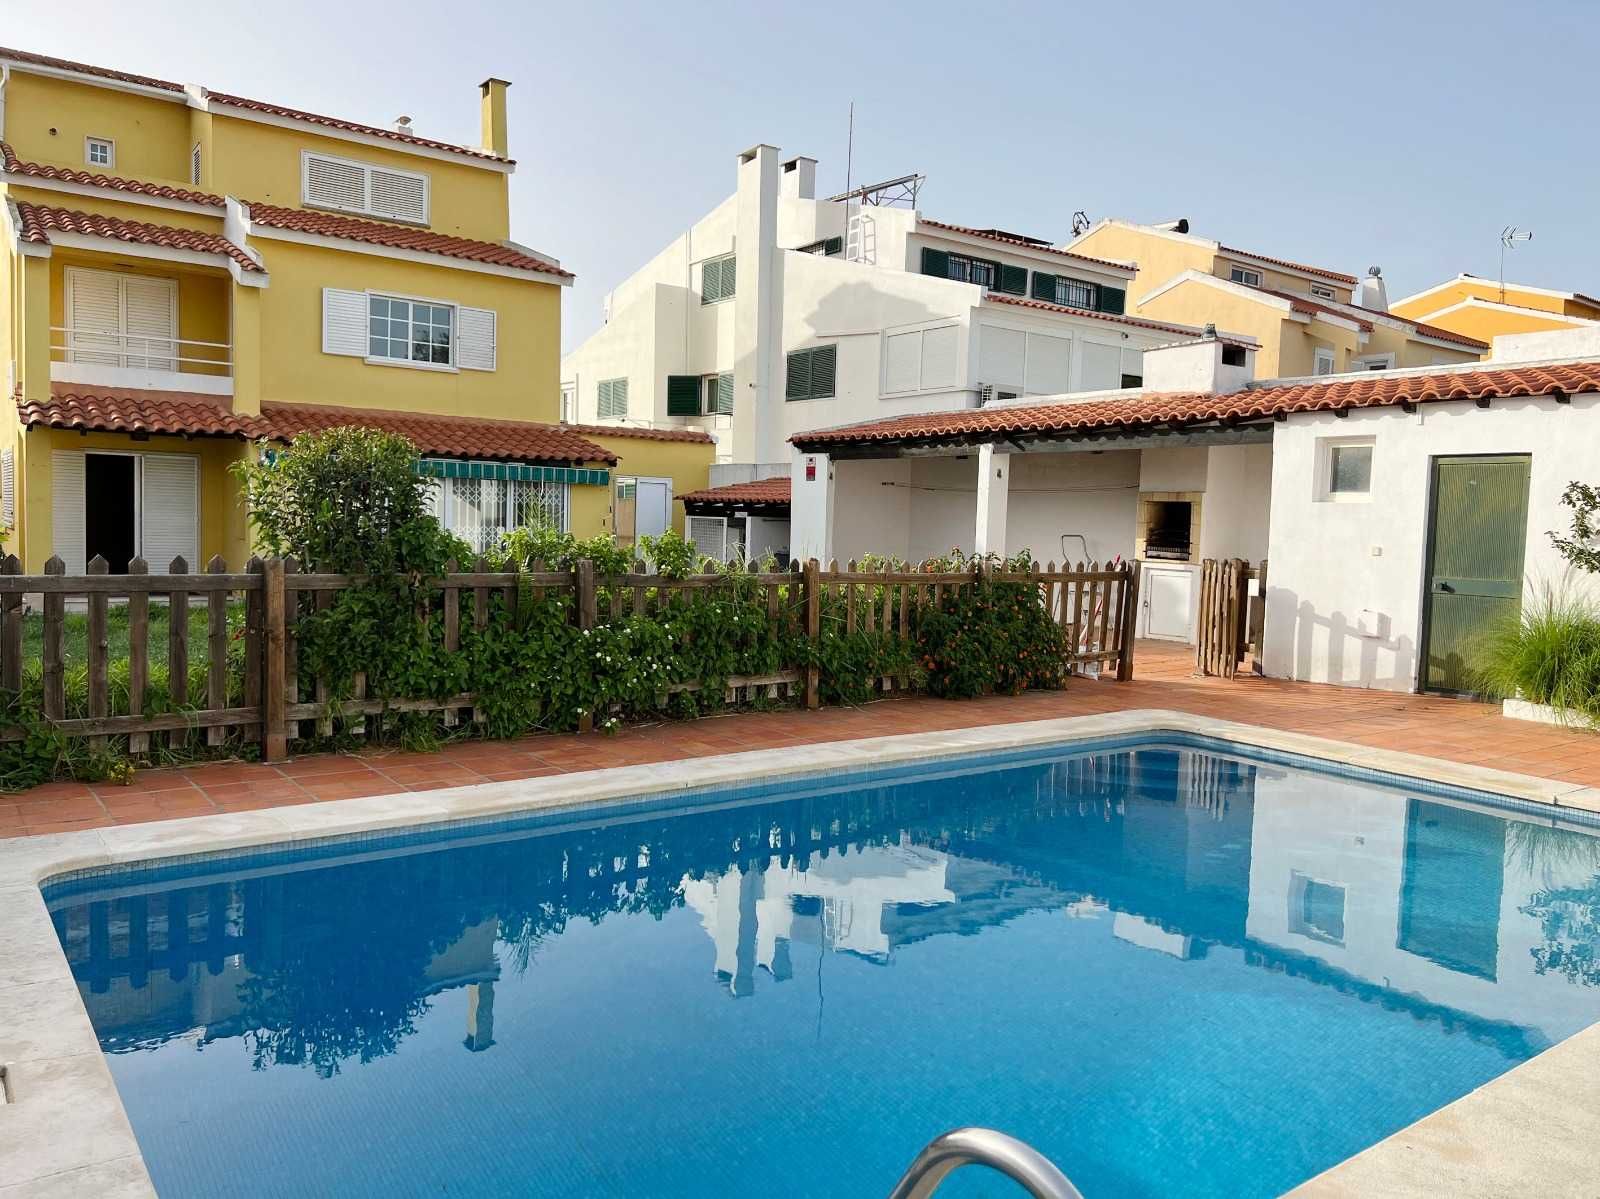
[45,742,1600,1198]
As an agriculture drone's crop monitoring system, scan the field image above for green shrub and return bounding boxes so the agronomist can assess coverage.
[1475,584,1600,723]
[915,575,1067,699]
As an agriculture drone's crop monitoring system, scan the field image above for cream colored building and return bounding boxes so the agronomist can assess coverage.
[1391,274,1600,345]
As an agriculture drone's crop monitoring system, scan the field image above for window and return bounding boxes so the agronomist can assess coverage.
[191,144,201,186]
[797,237,843,256]
[560,384,576,423]
[1313,347,1336,375]
[431,471,568,553]
[0,448,13,529]
[1317,437,1375,502]
[884,325,958,394]
[920,246,1000,288]
[666,375,701,416]
[1029,272,1124,314]
[704,372,734,415]
[785,344,837,401]
[1310,283,1336,299]
[369,295,452,365]
[303,151,429,224]
[64,268,178,370]
[1120,373,1143,388]
[598,377,629,419]
[701,253,737,303]
[1354,353,1396,372]
[85,137,114,168]
[1222,344,1247,367]
[1054,276,1096,309]
[1229,265,1262,287]
[1288,873,1346,946]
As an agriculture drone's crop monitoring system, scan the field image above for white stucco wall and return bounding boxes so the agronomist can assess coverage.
[1007,450,1141,564]
[1263,395,1600,691]
[1198,443,1273,562]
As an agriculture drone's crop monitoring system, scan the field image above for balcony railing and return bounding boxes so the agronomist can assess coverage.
[50,325,233,395]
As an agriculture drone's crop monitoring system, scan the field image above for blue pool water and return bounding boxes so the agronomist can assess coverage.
[44,736,1600,1198]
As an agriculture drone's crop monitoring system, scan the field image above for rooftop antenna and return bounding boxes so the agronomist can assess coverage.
[843,102,855,260]
[1071,210,1090,238]
[1500,226,1533,304]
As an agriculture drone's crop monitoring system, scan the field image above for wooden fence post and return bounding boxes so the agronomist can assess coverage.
[804,558,821,709]
[86,556,109,751]
[262,557,287,761]
[1117,559,1141,682]
[127,558,150,754]
[244,558,263,743]
[0,555,20,695]
[167,555,190,751]
[576,558,597,733]
[42,556,65,720]
[205,556,229,746]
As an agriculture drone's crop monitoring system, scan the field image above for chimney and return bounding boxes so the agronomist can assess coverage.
[393,115,414,134]
[1152,218,1190,234]
[479,78,511,158]
[1141,331,1255,394]
[781,155,817,200]
[1358,265,1387,311]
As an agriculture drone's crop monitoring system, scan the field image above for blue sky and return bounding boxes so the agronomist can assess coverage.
[6,0,1597,350]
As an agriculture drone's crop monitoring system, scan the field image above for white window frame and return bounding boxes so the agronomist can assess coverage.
[1228,265,1262,287]
[365,290,458,372]
[700,253,737,304]
[430,467,570,552]
[1287,871,1347,946]
[1353,352,1396,371]
[301,149,430,225]
[1309,283,1336,300]
[85,136,114,169]
[1314,435,1376,503]
[1312,347,1337,376]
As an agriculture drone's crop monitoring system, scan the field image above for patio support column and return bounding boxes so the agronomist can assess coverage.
[789,445,832,564]
[974,444,1010,559]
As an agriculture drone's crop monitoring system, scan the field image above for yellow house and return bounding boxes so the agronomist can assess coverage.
[1390,274,1600,345]
[0,45,709,572]
[1067,219,1486,379]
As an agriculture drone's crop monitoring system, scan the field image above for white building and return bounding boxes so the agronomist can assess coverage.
[561,145,1250,560]
[789,326,1600,694]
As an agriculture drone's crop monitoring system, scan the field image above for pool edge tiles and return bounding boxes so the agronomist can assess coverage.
[3,707,1599,1198]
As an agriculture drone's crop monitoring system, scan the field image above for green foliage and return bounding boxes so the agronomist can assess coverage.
[639,529,697,579]
[1474,583,1600,723]
[915,575,1068,699]
[489,527,634,575]
[1551,481,1600,575]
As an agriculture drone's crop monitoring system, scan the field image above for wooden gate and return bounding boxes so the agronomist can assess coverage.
[1195,558,1266,678]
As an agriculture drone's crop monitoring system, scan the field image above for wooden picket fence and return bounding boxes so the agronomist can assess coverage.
[0,553,1140,762]
[1195,558,1266,678]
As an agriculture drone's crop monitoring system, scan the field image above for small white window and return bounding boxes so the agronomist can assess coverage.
[85,137,114,168]
[1310,283,1335,300]
[1316,437,1375,502]
[1354,353,1396,372]
[1229,265,1262,287]
[1313,347,1336,375]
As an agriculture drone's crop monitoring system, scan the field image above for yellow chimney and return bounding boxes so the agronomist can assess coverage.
[479,77,511,158]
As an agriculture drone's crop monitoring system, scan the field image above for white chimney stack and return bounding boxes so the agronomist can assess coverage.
[1358,265,1388,311]
[781,155,817,200]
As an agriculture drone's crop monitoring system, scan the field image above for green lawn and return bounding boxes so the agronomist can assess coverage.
[23,601,246,673]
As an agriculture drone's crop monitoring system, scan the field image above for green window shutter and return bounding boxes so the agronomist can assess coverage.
[701,258,721,304]
[1031,271,1057,301]
[998,264,1028,295]
[921,247,950,278]
[1097,286,1126,315]
[785,350,810,400]
[825,236,843,256]
[666,375,701,415]
[721,255,736,299]
[598,378,629,419]
[716,372,734,414]
[810,344,836,398]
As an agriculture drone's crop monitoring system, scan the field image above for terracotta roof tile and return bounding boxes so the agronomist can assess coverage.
[920,219,1133,274]
[1253,286,1373,331]
[13,201,263,271]
[986,294,1259,347]
[246,202,571,278]
[206,92,511,165]
[1,142,225,206]
[1345,304,1488,350]
[560,422,716,445]
[0,45,182,92]
[1218,244,1356,286]
[681,477,790,508]
[791,361,1600,451]
[19,387,616,466]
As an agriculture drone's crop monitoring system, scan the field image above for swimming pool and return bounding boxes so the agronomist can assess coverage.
[41,734,1600,1198]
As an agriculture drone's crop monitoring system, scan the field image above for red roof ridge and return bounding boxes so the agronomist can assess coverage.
[1217,243,1356,286]
[246,202,572,279]
[0,44,183,92]
[13,201,263,272]
[1250,285,1373,331]
[920,219,1133,274]
[1343,302,1489,350]
[1,141,225,207]
[205,91,511,165]
[985,294,1260,347]
[790,361,1600,450]
[559,422,716,445]
[681,477,791,506]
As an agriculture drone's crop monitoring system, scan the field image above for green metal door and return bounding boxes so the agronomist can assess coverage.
[1421,455,1531,693]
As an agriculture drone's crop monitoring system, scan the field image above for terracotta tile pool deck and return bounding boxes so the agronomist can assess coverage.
[6,641,1600,839]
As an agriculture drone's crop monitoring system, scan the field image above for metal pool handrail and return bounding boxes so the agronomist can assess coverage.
[886,1128,1083,1199]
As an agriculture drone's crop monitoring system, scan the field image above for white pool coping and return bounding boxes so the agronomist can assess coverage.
[2,707,1597,1198]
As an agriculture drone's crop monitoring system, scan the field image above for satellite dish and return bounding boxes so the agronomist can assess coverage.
[1070,210,1090,237]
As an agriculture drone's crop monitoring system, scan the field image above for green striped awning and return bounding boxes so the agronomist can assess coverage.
[416,458,610,487]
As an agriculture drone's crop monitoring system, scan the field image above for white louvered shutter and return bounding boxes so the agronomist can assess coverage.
[1,449,15,529]
[122,276,177,370]
[322,289,369,356]
[304,153,367,212]
[141,455,199,574]
[50,451,87,574]
[686,516,727,565]
[457,306,497,371]
[67,269,122,365]
[368,167,429,223]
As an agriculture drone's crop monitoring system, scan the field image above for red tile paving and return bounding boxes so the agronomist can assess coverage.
[6,641,1600,839]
